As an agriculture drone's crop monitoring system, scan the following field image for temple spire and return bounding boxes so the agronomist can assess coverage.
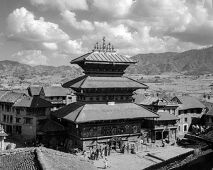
[93,37,116,52]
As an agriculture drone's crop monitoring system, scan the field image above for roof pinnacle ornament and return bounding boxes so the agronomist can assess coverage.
[93,37,116,52]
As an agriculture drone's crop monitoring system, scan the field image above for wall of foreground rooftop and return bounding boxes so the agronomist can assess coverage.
[143,146,213,170]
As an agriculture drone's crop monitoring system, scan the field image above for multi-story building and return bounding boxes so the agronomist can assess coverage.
[0,90,52,139]
[0,91,26,134]
[28,86,75,111]
[171,96,206,137]
[12,96,52,139]
[43,86,75,110]
[134,94,179,142]
[51,38,159,150]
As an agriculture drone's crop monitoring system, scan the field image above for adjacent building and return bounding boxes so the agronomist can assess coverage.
[0,90,52,139]
[171,96,206,136]
[52,38,159,150]
[134,94,179,142]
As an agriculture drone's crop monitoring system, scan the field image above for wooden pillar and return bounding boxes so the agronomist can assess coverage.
[161,131,164,142]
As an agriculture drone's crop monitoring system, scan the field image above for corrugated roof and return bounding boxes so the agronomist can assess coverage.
[1,147,96,170]
[43,86,69,97]
[156,111,179,121]
[0,91,25,103]
[63,75,148,89]
[13,96,52,108]
[71,51,135,64]
[173,96,206,110]
[52,102,158,123]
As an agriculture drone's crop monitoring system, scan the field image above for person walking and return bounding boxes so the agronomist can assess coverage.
[104,157,108,169]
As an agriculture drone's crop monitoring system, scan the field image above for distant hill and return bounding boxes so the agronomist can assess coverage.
[0,60,82,79]
[127,46,213,75]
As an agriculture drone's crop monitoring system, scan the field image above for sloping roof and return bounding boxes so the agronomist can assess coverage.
[0,90,9,98]
[0,147,96,170]
[28,86,43,96]
[52,102,158,123]
[173,96,206,110]
[39,120,65,132]
[156,111,179,121]
[43,86,69,97]
[13,96,52,108]
[0,91,25,103]
[63,75,148,89]
[134,95,159,105]
[205,107,213,116]
[71,51,135,64]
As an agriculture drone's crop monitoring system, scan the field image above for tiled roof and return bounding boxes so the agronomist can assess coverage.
[43,86,69,97]
[173,96,206,110]
[156,111,179,121]
[28,86,43,96]
[0,148,40,170]
[0,90,9,98]
[52,102,159,123]
[0,91,25,103]
[0,147,96,170]
[71,51,135,64]
[13,96,52,108]
[63,75,148,89]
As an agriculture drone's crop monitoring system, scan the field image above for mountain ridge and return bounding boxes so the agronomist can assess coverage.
[127,46,213,75]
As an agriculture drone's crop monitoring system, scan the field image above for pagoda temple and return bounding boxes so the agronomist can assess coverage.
[52,38,158,150]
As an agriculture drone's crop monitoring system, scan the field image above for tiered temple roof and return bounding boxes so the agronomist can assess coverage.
[57,37,158,123]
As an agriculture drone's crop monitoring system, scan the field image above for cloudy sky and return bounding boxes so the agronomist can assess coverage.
[0,0,213,66]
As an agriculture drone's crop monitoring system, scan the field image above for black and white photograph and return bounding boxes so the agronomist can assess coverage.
[1,0,213,169]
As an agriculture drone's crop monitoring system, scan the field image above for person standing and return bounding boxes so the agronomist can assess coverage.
[127,142,129,154]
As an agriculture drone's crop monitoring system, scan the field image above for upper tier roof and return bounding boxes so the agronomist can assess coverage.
[71,37,135,65]
[52,102,158,123]
[71,51,135,64]
[62,75,148,89]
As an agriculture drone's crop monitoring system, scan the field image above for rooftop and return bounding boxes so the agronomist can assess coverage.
[71,37,135,65]
[13,96,52,108]
[172,96,206,110]
[27,86,43,96]
[63,75,148,89]
[0,147,96,170]
[52,102,159,123]
[43,86,69,97]
[0,91,25,103]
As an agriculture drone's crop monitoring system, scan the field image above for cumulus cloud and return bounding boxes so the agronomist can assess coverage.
[7,7,83,54]
[93,0,133,17]
[61,10,94,31]
[7,7,69,42]
[30,0,88,11]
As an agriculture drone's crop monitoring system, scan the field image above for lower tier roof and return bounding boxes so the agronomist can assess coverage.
[52,102,159,123]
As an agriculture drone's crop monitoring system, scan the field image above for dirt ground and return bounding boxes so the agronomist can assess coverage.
[92,145,193,170]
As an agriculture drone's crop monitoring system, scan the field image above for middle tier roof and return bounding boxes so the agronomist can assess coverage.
[63,75,148,89]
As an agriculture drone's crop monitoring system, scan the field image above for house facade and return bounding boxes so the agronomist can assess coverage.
[171,96,206,137]
[0,90,52,140]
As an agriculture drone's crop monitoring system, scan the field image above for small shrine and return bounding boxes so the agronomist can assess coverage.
[0,124,7,150]
[53,37,158,150]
